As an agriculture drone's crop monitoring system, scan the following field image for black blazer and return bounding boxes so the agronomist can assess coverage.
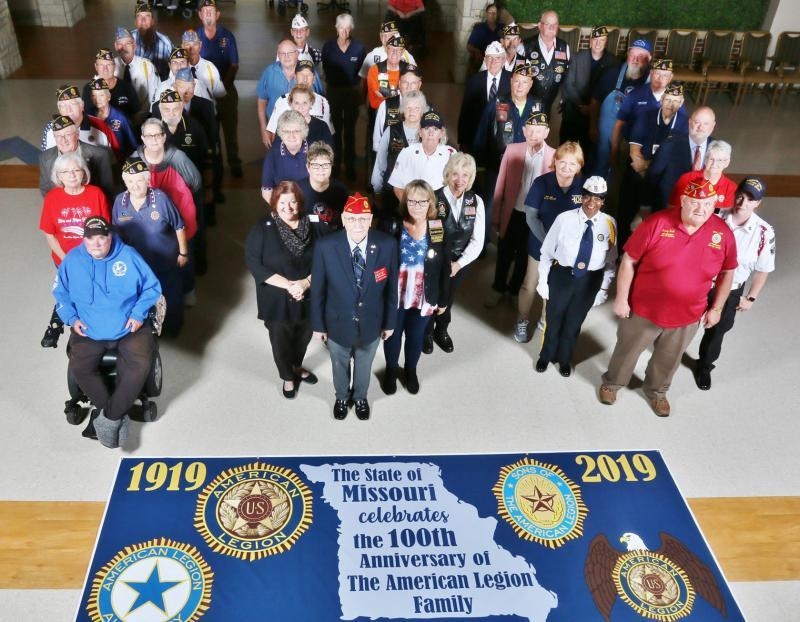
[394,220,451,308]
[647,133,714,210]
[245,214,328,323]
[310,229,398,347]
[457,68,511,150]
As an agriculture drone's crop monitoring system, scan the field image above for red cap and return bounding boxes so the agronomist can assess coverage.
[683,177,717,199]
[343,192,372,215]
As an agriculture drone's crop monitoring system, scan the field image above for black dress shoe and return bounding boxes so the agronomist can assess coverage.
[694,367,712,390]
[382,368,398,395]
[422,334,434,355]
[333,399,349,420]
[559,363,572,377]
[282,382,297,399]
[297,371,318,385]
[404,366,420,394]
[354,399,370,420]
[535,359,548,373]
[433,331,454,353]
[82,410,99,439]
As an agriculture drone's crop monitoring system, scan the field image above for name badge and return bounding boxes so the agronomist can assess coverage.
[555,51,567,61]
[374,267,388,283]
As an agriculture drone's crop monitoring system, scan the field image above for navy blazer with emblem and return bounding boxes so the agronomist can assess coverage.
[457,68,512,150]
[646,133,715,211]
[311,228,398,347]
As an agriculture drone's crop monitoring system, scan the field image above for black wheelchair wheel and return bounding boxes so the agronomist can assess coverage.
[145,351,163,397]
[141,401,158,423]
[181,7,193,19]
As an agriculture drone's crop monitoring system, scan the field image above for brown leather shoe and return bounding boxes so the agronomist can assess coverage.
[598,384,617,405]
[649,396,671,417]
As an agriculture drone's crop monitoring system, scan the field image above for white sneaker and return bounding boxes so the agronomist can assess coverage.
[536,317,545,333]
[483,290,505,308]
[514,319,531,343]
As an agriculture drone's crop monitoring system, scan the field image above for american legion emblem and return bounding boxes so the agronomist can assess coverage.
[493,456,587,548]
[194,461,313,561]
[87,538,212,622]
[584,531,727,621]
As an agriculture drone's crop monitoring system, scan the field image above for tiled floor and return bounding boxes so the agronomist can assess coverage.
[1,1,799,619]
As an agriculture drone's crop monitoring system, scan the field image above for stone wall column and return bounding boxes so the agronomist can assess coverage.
[37,0,84,27]
[452,0,487,83]
[0,0,22,78]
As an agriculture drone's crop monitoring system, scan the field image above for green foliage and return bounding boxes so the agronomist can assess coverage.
[504,0,770,31]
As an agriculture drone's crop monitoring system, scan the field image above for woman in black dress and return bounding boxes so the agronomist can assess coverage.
[245,180,328,398]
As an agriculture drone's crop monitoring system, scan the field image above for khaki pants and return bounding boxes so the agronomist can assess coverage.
[602,313,699,399]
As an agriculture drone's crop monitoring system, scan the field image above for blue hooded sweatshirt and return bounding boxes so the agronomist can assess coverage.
[53,236,162,341]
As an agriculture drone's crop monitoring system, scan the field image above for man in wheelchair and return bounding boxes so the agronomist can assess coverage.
[53,216,162,448]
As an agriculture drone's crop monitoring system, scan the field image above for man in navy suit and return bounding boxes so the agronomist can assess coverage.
[646,106,716,211]
[311,193,399,420]
[457,41,511,152]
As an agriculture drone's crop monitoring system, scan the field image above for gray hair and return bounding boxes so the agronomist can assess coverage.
[51,151,90,187]
[442,152,477,189]
[400,90,428,115]
[276,110,309,141]
[335,13,354,29]
[141,117,165,135]
[707,140,732,159]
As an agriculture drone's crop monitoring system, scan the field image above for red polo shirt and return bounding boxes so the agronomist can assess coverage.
[669,172,737,210]
[624,207,737,328]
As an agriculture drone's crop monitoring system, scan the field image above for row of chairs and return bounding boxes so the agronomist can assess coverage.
[520,24,800,106]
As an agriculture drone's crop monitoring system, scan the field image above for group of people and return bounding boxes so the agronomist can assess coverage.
[43,4,778,448]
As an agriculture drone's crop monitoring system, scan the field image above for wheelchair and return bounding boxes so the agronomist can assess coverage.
[64,302,164,432]
[269,0,309,17]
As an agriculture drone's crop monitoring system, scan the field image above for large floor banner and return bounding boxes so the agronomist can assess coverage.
[77,451,744,621]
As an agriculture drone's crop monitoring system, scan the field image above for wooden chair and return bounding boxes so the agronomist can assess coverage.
[666,29,703,101]
[734,31,777,105]
[698,30,735,104]
[627,28,658,53]
[557,25,581,53]
[769,31,800,105]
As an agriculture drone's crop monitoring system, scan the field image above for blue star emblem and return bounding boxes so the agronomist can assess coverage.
[123,562,183,615]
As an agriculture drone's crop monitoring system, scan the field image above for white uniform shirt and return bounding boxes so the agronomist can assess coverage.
[718,209,776,287]
[441,185,485,268]
[115,55,160,109]
[387,143,455,192]
[537,207,618,299]
[189,58,227,99]
[358,46,417,79]
[266,93,333,133]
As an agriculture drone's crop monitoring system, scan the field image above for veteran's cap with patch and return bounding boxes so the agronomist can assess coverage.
[115,26,133,41]
[583,176,608,197]
[89,78,110,91]
[159,88,182,103]
[295,59,315,74]
[485,41,504,57]
[651,58,674,72]
[684,177,717,199]
[56,84,81,101]
[122,156,149,176]
[51,115,75,131]
[737,176,766,200]
[182,29,200,44]
[502,23,520,37]
[420,110,444,129]
[343,192,372,215]
[664,81,684,97]
[84,216,111,237]
[526,111,549,126]
[387,34,406,48]
[291,14,308,29]
[513,61,535,77]
[630,38,653,54]
[380,21,398,34]
[170,47,188,61]
[591,25,609,39]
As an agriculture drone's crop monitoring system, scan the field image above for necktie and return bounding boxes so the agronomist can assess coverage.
[353,247,365,289]
[692,144,702,171]
[489,76,497,101]
[573,220,594,278]
[191,66,198,79]
[123,63,132,85]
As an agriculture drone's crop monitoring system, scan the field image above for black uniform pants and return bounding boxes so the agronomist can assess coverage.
[265,318,313,381]
[697,286,743,372]
[539,265,603,365]
[68,327,154,421]
[328,85,360,176]
[491,210,528,295]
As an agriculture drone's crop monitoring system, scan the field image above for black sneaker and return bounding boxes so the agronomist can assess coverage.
[41,323,63,348]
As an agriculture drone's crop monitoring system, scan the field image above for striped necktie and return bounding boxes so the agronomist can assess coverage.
[353,247,365,289]
[489,76,497,101]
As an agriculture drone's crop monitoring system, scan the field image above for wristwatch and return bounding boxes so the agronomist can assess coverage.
[746,296,757,302]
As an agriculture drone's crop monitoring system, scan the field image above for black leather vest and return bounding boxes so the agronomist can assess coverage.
[435,188,478,260]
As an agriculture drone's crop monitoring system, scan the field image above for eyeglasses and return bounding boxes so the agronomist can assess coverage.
[308,162,332,170]
[58,169,83,176]
[343,216,371,224]
[279,51,298,57]
[407,199,429,207]
[142,132,165,139]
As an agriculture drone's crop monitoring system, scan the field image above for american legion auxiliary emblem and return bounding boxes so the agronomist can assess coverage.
[584,532,727,621]
[194,461,313,561]
[87,538,212,622]
[493,456,587,548]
